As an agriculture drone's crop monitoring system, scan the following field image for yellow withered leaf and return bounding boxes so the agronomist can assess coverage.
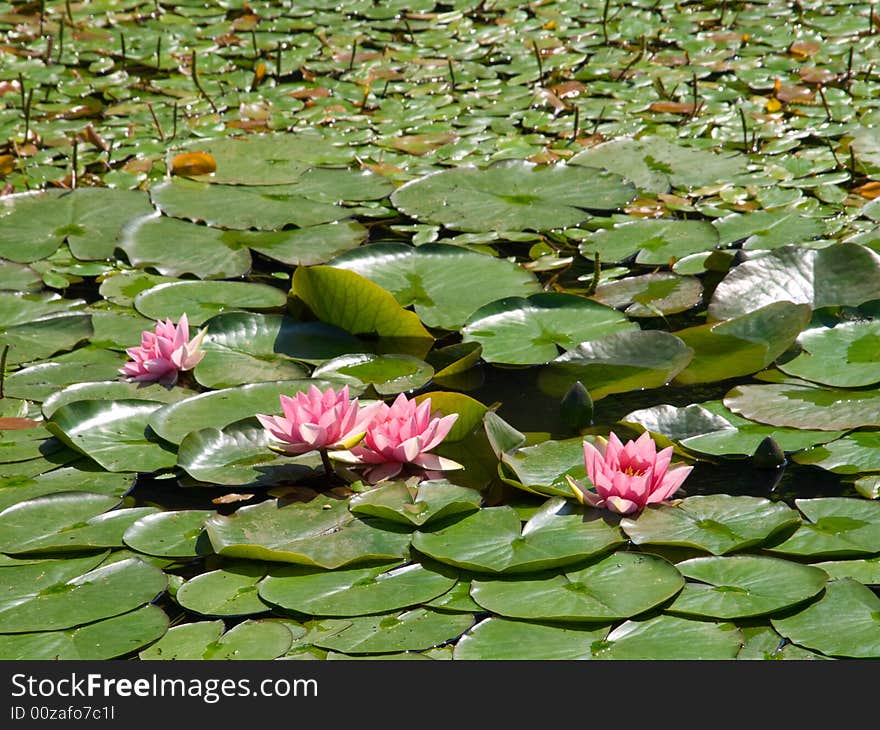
[171,151,217,176]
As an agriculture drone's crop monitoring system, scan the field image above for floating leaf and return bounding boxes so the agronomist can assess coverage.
[499,436,589,498]
[764,497,880,558]
[139,618,296,660]
[176,561,273,617]
[592,615,743,660]
[579,218,719,265]
[591,272,703,317]
[312,353,434,395]
[122,509,215,558]
[349,480,482,527]
[453,617,607,660]
[777,321,880,387]
[133,280,288,326]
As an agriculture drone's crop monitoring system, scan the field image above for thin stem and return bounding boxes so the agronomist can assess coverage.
[0,345,8,399]
[319,449,334,479]
[191,50,219,113]
[147,102,166,141]
[532,39,544,85]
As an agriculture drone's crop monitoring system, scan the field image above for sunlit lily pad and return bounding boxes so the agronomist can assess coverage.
[176,561,273,617]
[390,159,635,232]
[793,431,880,473]
[139,618,297,660]
[591,272,703,317]
[499,436,589,498]
[771,578,880,659]
[4,350,128,404]
[46,399,178,473]
[122,509,215,558]
[348,480,482,527]
[764,497,880,558]
[42,379,198,420]
[0,491,157,554]
[737,624,828,660]
[177,420,320,487]
[708,243,880,321]
[666,555,827,619]
[133,280,288,326]
[311,353,434,395]
[811,557,880,584]
[0,467,134,513]
[328,243,541,329]
[412,498,625,574]
[724,382,880,431]
[470,551,684,622]
[712,209,826,250]
[620,495,802,555]
[538,330,694,400]
[205,496,412,568]
[245,221,369,267]
[579,218,720,265]
[307,608,475,655]
[0,555,167,633]
[591,615,743,660]
[777,321,880,387]
[258,561,458,617]
[0,605,169,660]
[461,293,637,365]
[453,617,607,660]
[0,313,93,367]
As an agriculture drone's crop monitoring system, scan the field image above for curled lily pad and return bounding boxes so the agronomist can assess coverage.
[499,436,589,498]
[258,560,458,617]
[390,159,635,232]
[0,605,169,660]
[764,497,880,558]
[771,578,880,659]
[538,330,694,400]
[412,498,625,574]
[312,353,434,395]
[470,551,684,622]
[453,617,607,660]
[205,496,412,569]
[461,293,637,366]
[666,555,828,619]
[348,480,482,527]
[0,556,167,633]
[620,495,802,555]
[328,242,541,329]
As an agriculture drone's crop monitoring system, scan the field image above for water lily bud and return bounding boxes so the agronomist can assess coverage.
[560,381,594,431]
[753,436,786,469]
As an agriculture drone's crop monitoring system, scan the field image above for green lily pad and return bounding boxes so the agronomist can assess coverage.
[499,436,590,498]
[620,495,802,555]
[291,266,434,359]
[708,243,880,321]
[0,261,42,292]
[349,480,483,527]
[150,380,353,445]
[122,509,215,558]
[538,330,694,400]
[150,179,351,230]
[591,272,703,317]
[328,242,541,329]
[0,313,93,367]
[453,617,607,660]
[205,496,412,569]
[793,431,880,474]
[4,350,128,404]
[764,497,880,558]
[712,209,826,250]
[390,159,635,232]
[412,498,625,574]
[811,557,880,584]
[243,221,369,267]
[569,135,750,193]
[771,578,880,659]
[591,614,743,660]
[777,321,880,387]
[0,555,167,633]
[666,555,828,619]
[0,188,153,263]
[42,379,198,420]
[307,608,475,655]
[0,467,134,513]
[724,383,880,431]
[579,218,720,265]
[119,215,252,280]
[0,491,157,554]
[176,561,273,617]
[737,624,828,661]
[177,420,320,487]
[461,292,637,365]
[139,618,298,660]
[0,605,169,660]
[311,353,434,395]
[470,551,684,622]
[671,302,812,385]
[258,560,458,617]
[175,133,354,185]
[132,280,288,326]
[46,399,178,473]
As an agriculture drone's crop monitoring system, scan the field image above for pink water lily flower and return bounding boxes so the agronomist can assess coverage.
[120,314,207,385]
[334,393,460,483]
[566,431,692,516]
[257,385,380,455]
